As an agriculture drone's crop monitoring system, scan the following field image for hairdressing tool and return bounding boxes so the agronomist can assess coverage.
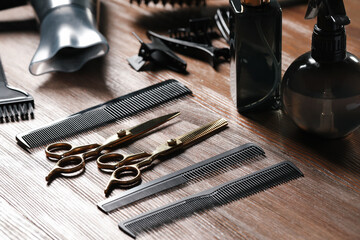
[45,112,179,181]
[168,18,217,46]
[0,58,34,123]
[119,161,303,238]
[147,31,230,68]
[0,0,109,75]
[29,0,109,75]
[16,79,192,149]
[99,118,228,195]
[130,0,206,6]
[214,8,230,44]
[128,33,187,73]
[98,143,264,213]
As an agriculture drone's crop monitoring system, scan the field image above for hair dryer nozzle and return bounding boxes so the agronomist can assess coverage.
[29,1,109,75]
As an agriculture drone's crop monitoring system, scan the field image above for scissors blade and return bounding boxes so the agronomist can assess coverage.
[128,112,180,137]
[176,118,228,146]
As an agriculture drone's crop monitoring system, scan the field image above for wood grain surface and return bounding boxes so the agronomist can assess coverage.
[1,0,359,239]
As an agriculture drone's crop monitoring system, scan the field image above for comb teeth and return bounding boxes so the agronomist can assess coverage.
[212,161,304,205]
[179,118,228,145]
[182,144,265,181]
[0,102,34,123]
[16,79,192,149]
[118,161,303,238]
[130,0,206,6]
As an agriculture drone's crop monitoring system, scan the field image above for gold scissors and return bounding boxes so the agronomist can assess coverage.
[97,118,228,195]
[45,112,180,181]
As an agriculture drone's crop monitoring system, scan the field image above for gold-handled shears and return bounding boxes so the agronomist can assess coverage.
[45,112,180,181]
[98,118,228,195]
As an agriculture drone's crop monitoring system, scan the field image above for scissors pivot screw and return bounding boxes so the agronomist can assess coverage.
[117,129,127,137]
[167,139,177,146]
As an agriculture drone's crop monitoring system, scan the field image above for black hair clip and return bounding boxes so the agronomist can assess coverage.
[127,32,187,73]
[147,30,230,68]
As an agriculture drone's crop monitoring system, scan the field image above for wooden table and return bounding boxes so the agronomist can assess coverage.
[1,0,359,239]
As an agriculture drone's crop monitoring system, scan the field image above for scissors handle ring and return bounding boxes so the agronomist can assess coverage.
[113,165,142,185]
[46,142,73,160]
[46,142,101,160]
[45,155,85,181]
[97,153,125,170]
[97,152,151,170]
[104,165,142,195]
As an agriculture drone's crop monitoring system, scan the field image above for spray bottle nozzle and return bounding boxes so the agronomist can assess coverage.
[305,0,351,62]
[305,0,350,29]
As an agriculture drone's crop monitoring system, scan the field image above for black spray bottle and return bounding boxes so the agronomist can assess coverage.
[281,0,360,138]
[229,0,282,113]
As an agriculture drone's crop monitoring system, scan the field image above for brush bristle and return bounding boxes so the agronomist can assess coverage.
[0,101,34,123]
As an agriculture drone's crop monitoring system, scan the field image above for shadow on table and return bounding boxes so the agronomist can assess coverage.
[243,110,360,177]
[0,19,37,32]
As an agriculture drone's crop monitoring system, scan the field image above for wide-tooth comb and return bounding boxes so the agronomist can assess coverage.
[118,161,304,238]
[16,79,192,149]
[98,143,265,213]
[0,58,34,123]
[130,0,206,6]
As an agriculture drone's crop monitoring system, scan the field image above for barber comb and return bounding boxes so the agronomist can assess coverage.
[119,161,304,238]
[130,0,206,6]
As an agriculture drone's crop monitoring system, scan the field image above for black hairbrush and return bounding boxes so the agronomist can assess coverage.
[0,58,34,123]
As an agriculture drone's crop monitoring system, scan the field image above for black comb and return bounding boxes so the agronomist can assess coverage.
[118,161,304,238]
[98,143,265,213]
[16,79,192,149]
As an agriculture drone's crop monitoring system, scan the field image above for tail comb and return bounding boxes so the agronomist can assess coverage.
[119,161,303,238]
[0,58,34,123]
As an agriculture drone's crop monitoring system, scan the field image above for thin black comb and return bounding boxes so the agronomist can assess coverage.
[118,161,304,238]
[98,143,265,213]
[16,79,192,149]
